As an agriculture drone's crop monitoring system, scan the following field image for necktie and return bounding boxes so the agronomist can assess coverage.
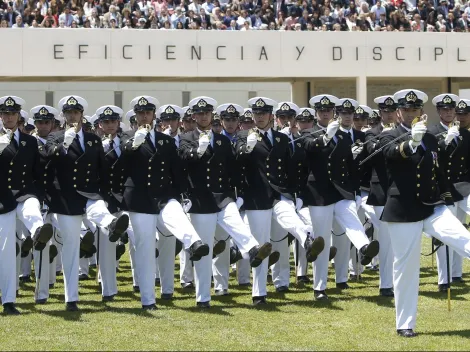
[263,131,272,148]
[74,134,84,153]
[11,135,18,150]
[109,139,119,159]
[347,131,353,143]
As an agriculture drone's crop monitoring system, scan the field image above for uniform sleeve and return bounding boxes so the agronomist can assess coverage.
[45,132,65,162]
[179,135,209,162]
[364,129,380,155]
[301,130,327,152]
[234,131,253,161]
[380,131,414,160]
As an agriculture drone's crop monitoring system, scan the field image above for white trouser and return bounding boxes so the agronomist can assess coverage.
[296,207,310,277]
[235,212,251,285]
[179,250,194,284]
[387,205,470,330]
[372,206,393,289]
[156,225,176,294]
[309,200,370,291]
[212,224,231,291]
[436,199,468,284]
[332,220,350,284]
[58,199,117,303]
[270,219,290,288]
[48,213,62,285]
[130,199,201,306]
[0,210,18,304]
[191,201,257,303]
[245,199,308,297]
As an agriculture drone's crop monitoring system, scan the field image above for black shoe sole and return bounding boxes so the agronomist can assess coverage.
[190,244,209,262]
[251,243,273,268]
[212,240,227,258]
[267,250,280,267]
[21,237,33,256]
[307,236,325,262]
[33,224,54,251]
[109,215,129,243]
[361,240,380,265]
[80,231,95,253]
[116,244,126,261]
[329,246,337,261]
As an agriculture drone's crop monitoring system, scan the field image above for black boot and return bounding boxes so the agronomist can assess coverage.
[249,243,272,268]
[49,244,58,264]
[32,224,53,251]
[359,240,380,266]
[108,214,129,243]
[187,240,209,261]
[305,235,325,262]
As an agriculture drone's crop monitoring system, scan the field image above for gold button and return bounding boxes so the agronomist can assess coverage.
[278,166,281,170]
[417,174,420,178]
[161,169,164,171]
[24,165,26,167]
[23,172,25,175]
[56,153,59,156]
[110,174,113,177]
[149,166,152,170]
[298,163,301,166]
[148,174,151,177]
[88,164,91,167]
[74,185,77,188]
[207,184,210,187]
[44,181,46,184]
[417,184,420,187]
[86,179,89,182]
[328,171,331,174]
[267,173,270,176]
[10,162,13,166]
[8,178,11,181]
[417,166,420,169]
[342,174,345,176]
[9,170,12,173]
[417,193,419,197]
[73,177,76,180]
[267,165,269,168]
[148,182,151,185]
[449,162,451,165]
[207,176,210,179]
[8,186,11,189]
[74,169,77,172]
[267,158,269,161]
[161,162,165,165]
[219,178,222,181]
[278,159,281,162]
[207,168,210,171]
[75,161,78,165]
[44,173,47,176]
[316,144,319,147]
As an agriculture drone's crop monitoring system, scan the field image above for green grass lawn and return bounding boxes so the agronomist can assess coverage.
[2,238,470,351]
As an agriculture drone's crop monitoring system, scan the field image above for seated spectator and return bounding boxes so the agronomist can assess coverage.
[240,19,252,30]
[202,0,215,14]
[171,7,186,28]
[298,9,311,30]
[12,15,25,27]
[59,7,74,27]
[103,5,122,28]
[227,18,238,29]
[199,7,211,27]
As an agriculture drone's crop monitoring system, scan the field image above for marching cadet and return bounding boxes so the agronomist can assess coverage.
[239,109,255,131]
[181,106,196,133]
[30,105,61,304]
[294,108,317,283]
[456,99,470,129]
[220,108,239,142]
[45,95,129,312]
[301,95,379,301]
[125,110,138,131]
[429,94,470,290]
[24,118,36,135]
[120,95,210,310]
[380,89,470,337]
[0,96,54,314]
[93,104,128,301]
[369,109,381,128]
[358,95,400,297]
[156,104,187,299]
[270,101,303,292]
[236,97,325,305]
[211,114,223,134]
[17,109,28,133]
[179,98,272,308]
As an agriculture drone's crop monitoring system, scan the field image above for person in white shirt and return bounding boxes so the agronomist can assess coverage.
[189,1,202,15]
[202,0,215,14]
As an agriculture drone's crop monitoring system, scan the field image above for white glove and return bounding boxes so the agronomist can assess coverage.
[102,139,111,152]
[235,197,244,210]
[63,128,76,147]
[295,198,303,211]
[163,126,172,136]
[351,144,363,160]
[326,120,340,139]
[411,121,427,146]
[279,126,290,135]
[182,199,192,213]
[132,128,148,148]
[444,126,460,146]
[0,133,10,153]
[355,195,362,211]
[246,132,258,152]
[197,133,210,155]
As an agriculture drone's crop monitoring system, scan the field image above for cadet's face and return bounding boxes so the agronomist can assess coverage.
[253,112,273,130]
[380,109,397,124]
[222,118,238,134]
[339,112,353,128]
[35,120,53,138]
[99,119,119,136]
[240,120,254,130]
[161,118,179,132]
[1,112,19,130]
[438,107,455,125]
[317,108,334,127]
[193,111,212,130]
[353,117,367,130]
[212,124,223,134]
[398,107,423,127]
[298,121,313,130]
[457,112,470,128]
[63,109,83,126]
[135,110,155,126]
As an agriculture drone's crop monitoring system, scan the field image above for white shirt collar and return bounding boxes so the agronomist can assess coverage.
[316,122,327,130]
[38,136,47,144]
[400,123,411,132]
[339,126,352,133]
[77,128,84,140]
[14,129,20,142]
[440,121,450,130]
[113,135,120,145]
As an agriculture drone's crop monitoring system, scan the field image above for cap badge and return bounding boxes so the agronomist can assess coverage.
[302,110,311,117]
[255,99,266,107]
[67,97,77,106]
[245,111,253,118]
[443,95,453,104]
[458,101,467,109]
[356,107,364,114]
[385,97,395,106]
[5,97,15,107]
[104,107,113,116]
[39,107,49,115]
[280,103,290,111]
[158,140,164,146]
[275,137,280,143]
[320,97,330,105]
[197,99,207,108]
[87,141,92,147]
[21,141,26,146]
[138,97,148,106]
[216,140,222,146]
[227,105,236,113]
[406,91,417,103]
[343,100,352,108]
[165,106,175,114]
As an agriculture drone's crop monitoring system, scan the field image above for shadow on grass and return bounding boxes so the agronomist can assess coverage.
[422,329,470,338]
[420,286,470,301]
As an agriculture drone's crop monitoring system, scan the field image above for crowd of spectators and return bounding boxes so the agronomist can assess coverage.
[1,0,470,31]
